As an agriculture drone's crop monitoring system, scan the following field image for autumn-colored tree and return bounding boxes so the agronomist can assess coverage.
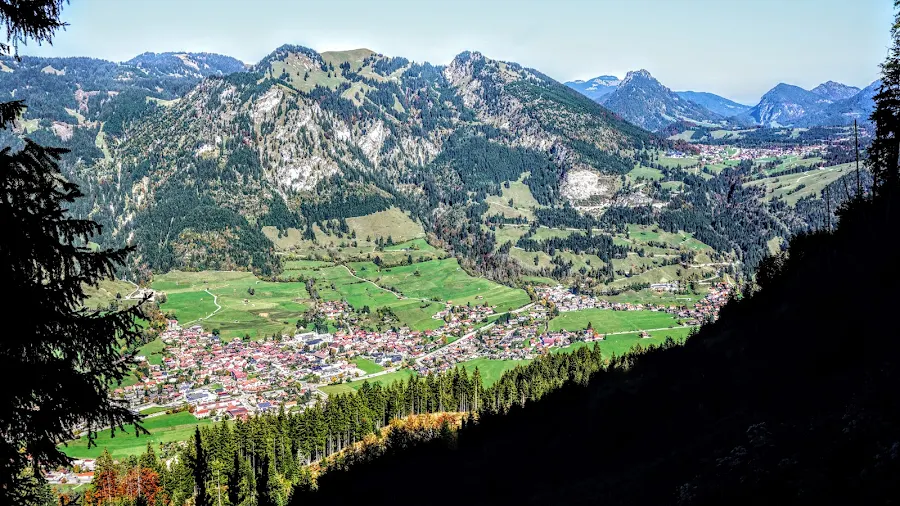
[119,466,162,506]
[84,450,120,506]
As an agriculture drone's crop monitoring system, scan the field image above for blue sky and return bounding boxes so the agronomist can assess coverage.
[19,0,893,104]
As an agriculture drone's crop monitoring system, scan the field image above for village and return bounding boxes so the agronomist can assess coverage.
[109,283,733,427]
[46,282,734,488]
[692,143,829,167]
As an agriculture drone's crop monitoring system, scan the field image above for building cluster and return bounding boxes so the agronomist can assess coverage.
[537,284,732,326]
[44,459,96,487]
[112,283,732,423]
[695,144,827,167]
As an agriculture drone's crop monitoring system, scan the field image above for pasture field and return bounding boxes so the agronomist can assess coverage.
[153,271,310,340]
[606,263,720,290]
[353,358,384,374]
[319,369,416,396]
[306,265,445,331]
[351,258,530,311]
[347,208,424,243]
[625,224,710,251]
[763,155,823,176]
[485,177,542,220]
[628,165,665,181]
[553,326,695,359]
[745,163,852,205]
[262,208,426,262]
[138,406,169,415]
[532,227,576,241]
[83,279,136,309]
[137,338,165,366]
[459,358,530,386]
[598,290,707,306]
[658,155,699,168]
[61,412,212,459]
[385,238,436,252]
[492,225,529,248]
[660,181,685,191]
[548,308,680,334]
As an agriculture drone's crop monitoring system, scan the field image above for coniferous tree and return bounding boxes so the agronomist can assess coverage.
[190,427,212,506]
[868,0,900,195]
[0,2,149,502]
[227,450,243,505]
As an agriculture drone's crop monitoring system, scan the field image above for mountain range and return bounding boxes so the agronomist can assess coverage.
[566,72,877,131]
[1,46,661,278]
[0,45,846,284]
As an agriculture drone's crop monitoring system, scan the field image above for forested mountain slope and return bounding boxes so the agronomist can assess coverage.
[62,45,660,278]
[295,193,900,506]
[2,46,842,284]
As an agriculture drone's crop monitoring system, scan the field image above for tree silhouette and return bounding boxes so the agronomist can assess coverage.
[868,0,900,195]
[0,2,148,503]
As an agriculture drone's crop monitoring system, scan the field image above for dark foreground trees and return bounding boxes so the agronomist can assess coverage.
[0,1,147,503]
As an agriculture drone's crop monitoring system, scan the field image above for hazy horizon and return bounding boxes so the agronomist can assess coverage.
[14,0,892,105]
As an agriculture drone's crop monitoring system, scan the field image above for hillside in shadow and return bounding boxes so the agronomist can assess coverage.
[295,193,900,505]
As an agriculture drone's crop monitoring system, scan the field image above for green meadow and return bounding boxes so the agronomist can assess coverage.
[319,369,417,396]
[459,358,531,386]
[548,308,680,334]
[61,412,212,459]
[351,258,530,311]
[553,326,695,359]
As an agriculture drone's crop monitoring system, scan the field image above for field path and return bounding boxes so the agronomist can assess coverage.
[184,289,223,325]
[340,265,434,303]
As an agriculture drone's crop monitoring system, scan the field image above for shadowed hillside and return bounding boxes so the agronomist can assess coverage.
[294,191,900,505]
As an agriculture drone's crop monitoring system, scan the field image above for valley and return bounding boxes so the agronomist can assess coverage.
[2,32,876,503]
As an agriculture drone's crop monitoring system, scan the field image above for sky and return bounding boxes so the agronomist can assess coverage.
[18,0,894,105]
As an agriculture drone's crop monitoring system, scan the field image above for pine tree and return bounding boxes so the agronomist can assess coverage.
[868,0,900,195]
[190,427,212,506]
[227,450,242,506]
[0,2,148,502]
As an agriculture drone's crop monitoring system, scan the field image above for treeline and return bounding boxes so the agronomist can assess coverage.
[78,345,610,505]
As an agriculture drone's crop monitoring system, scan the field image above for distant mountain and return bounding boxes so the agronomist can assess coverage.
[810,80,860,101]
[0,53,247,126]
[795,80,879,127]
[597,69,724,131]
[734,80,877,127]
[675,91,751,117]
[565,75,621,100]
[125,52,247,79]
[734,83,832,127]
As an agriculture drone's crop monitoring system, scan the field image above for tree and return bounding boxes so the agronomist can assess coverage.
[189,427,211,506]
[0,2,149,502]
[868,0,900,195]
[227,451,243,505]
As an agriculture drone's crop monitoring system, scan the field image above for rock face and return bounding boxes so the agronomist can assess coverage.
[596,69,724,131]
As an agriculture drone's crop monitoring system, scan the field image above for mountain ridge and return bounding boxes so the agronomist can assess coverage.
[595,69,725,131]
